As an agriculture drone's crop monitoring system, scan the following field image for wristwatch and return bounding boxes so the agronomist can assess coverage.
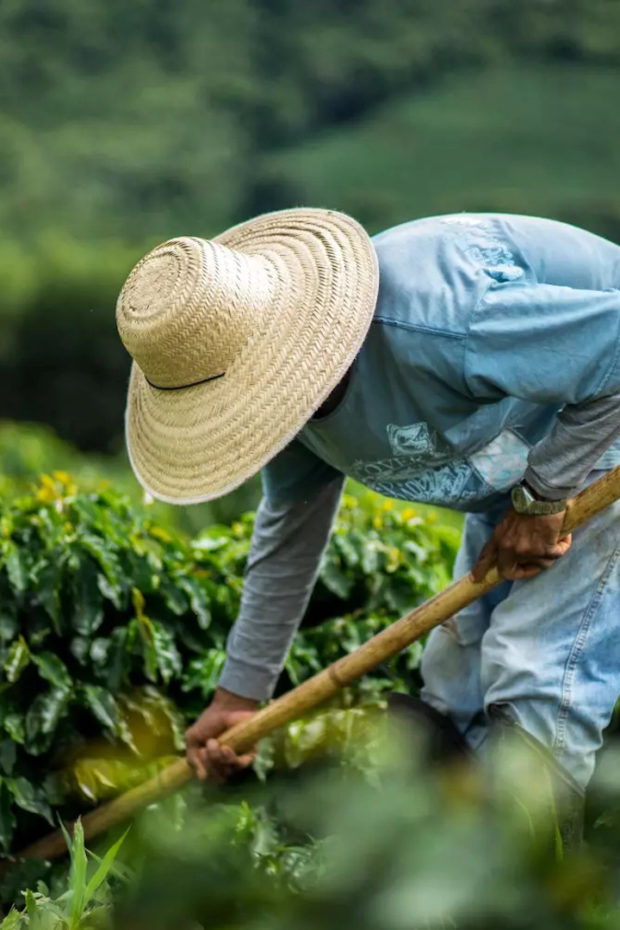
[510,481,567,516]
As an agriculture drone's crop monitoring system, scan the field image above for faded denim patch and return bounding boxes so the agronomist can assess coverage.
[439,215,525,283]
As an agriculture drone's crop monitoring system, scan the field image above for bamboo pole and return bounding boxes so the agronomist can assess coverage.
[7,464,620,865]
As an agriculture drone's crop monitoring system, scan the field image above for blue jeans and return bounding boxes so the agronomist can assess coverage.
[420,472,620,791]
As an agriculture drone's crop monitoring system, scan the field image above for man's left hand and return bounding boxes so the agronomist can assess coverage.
[472,507,572,582]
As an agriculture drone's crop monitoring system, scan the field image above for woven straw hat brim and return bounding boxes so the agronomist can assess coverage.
[123,208,379,504]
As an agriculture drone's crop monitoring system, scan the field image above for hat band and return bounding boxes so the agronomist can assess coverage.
[146,372,225,391]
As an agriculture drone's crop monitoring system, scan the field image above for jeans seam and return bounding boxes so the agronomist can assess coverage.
[554,542,620,753]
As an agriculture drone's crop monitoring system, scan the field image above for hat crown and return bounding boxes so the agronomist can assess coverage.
[116,237,273,389]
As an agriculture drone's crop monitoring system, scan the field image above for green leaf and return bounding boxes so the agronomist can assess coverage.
[159,576,188,616]
[24,888,38,915]
[150,622,182,684]
[2,712,25,745]
[32,652,72,691]
[80,685,134,750]
[25,689,71,755]
[81,533,123,594]
[320,555,354,599]
[33,559,63,629]
[82,686,117,732]
[3,636,30,684]
[6,777,54,825]
[0,779,16,853]
[71,557,104,635]
[192,526,233,552]
[83,828,129,909]
[68,819,88,930]
[177,575,211,629]
[360,537,381,575]
[70,636,90,666]
[0,906,23,930]
[334,532,360,567]
[182,650,226,698]
[0,738,16,775]
[0,609,18,644]
[2,541,27,594]
[96,573,122,610]
[101,626,130,693]
[3,636,30,685]
[89,638,110,666]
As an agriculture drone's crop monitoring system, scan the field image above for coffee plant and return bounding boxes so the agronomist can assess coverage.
[0,473,459,858]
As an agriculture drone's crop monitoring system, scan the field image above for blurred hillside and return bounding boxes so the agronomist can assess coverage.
[1,0,619,453]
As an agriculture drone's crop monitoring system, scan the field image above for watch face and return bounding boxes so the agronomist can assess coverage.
[511,485,529,512]
[511,483,566,516]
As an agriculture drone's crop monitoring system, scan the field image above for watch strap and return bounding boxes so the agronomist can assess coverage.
[511,482,567,516]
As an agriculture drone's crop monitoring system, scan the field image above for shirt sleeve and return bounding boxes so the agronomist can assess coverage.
[525,393,620,499]
[218,476,345,700]
[218,437,345,701]
[260,436,343,506]
[465,281,620,496]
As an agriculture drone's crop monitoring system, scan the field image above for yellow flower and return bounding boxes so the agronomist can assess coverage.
[149,525,172,543]
[52,471,77,496]
[36,472,77,502]
[382,499,394,512]
[36,484,56,503]
[401,507,416,522]
[39,473,56,492]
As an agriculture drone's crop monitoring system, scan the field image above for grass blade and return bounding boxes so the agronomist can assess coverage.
[68,819,87,930]
[83,829,129,907]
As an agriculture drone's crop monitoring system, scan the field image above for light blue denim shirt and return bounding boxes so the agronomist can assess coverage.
[264,213,620,511]
[220,213,620,701]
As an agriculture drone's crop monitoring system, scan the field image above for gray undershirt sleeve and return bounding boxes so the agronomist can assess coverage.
[525,393,620,500]
[218,476,345,701]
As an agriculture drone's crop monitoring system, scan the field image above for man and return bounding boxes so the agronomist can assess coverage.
[116,208,620,821]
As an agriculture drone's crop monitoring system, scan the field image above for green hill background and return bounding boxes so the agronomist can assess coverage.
[1,0,619,456]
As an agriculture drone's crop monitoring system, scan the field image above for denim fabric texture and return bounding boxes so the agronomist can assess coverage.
[420,471,620,790]
[263,213,620,509]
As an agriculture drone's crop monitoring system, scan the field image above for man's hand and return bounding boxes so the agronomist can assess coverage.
[185,687,259,783]
[472,506,572,582]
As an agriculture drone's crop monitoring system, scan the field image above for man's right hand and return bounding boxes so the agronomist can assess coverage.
[185,687,259,784]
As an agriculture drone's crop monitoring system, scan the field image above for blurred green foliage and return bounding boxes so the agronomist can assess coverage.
[6,736,620,930]
[1,0,620,449]
[110,749,620,930]
[0,420,261,533]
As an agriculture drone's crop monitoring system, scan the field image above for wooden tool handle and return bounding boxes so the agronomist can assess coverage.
[9,464,620,864]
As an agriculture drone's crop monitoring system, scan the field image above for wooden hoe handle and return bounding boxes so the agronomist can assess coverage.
[8,464,620,864]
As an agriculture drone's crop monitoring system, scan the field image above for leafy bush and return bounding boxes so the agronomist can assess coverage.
[0,420,261,533]
[0,474,458,859]
[8,738,620,930]
[110,753,620,930]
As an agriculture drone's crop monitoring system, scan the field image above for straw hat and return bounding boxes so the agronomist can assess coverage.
[116,208,379,504]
